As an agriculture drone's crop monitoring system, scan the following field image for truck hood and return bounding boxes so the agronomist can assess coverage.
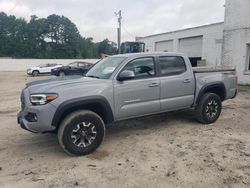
[26,75,81,87]
[26,76,108,94]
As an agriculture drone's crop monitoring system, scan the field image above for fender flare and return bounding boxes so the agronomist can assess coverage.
[195,82,226,105]
[51,96,114,127]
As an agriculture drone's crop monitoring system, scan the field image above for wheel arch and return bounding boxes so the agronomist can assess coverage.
[195,82,226,105]
[32,69,40,73]
[52,96,114,129]
[59,70,65,74]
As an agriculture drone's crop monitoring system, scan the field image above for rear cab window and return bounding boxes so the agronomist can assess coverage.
[159,56,186,76]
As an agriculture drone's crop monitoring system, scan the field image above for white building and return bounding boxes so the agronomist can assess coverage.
[221,0,250,84]
[136,0,250,84]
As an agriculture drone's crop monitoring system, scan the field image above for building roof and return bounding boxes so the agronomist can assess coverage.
[137,22,224,39]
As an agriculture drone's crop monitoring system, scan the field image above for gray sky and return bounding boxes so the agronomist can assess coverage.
[0,0,225,42]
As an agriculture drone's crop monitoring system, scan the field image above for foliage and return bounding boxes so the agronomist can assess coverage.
[0,12,117,58]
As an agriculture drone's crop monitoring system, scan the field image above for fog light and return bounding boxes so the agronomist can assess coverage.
[25,112,38,122]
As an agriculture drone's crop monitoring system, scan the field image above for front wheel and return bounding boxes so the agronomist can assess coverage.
[32,70,39,77]
[59,71,65,77]
[58,110,105,156]
[195,93,222,124]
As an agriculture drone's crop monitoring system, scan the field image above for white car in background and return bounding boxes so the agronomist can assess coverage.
[27,63,62,76]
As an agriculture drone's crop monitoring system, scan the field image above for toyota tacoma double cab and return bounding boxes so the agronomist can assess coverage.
[18,52,237,156]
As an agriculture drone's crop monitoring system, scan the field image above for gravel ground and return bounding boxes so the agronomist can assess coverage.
[0,71,250,188]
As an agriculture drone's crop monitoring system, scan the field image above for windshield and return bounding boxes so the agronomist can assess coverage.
[86,57,126,79]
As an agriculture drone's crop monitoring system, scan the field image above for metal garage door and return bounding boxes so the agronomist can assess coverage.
[179,36,203,57]
[155,40,173,52]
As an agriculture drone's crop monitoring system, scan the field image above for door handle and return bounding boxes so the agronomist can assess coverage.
[183,79,191,83]
[149,82,159,87]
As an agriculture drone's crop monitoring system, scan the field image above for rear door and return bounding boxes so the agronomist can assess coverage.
[114,57,160,120]
[39,64,50,73]
[158,56,195,111]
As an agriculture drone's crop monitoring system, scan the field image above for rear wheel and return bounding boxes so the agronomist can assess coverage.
[195,93,222,124]
[32,70,39,77]
[58,110,105,156]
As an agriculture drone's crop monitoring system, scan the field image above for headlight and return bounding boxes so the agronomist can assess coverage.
[30,93,58,105]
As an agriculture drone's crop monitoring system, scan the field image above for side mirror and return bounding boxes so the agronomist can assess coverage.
[117,70,135,81]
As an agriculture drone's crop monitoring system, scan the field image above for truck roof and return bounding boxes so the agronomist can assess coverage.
[112,52,186,58]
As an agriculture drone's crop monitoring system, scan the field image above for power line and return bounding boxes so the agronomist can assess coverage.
[122,20,136,40]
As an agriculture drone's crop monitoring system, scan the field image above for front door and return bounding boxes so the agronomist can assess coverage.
[114,57,160,120]
[67,62,79,75]
[39,64,50,73]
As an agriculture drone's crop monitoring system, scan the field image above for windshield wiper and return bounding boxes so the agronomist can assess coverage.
[86,75,100,79]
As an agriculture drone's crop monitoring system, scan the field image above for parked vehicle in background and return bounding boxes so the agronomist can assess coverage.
[27,63,62,77]
[51,61,93,76]
[18,52,237,156]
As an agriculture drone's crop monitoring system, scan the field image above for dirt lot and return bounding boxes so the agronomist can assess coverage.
[0,71,250,188]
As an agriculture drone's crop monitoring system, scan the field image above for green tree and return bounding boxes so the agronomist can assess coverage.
[0,12,28,58]
[25,15,47,58]
[44,14,82,58]
[0,12,117,59]
[97,39,117,55]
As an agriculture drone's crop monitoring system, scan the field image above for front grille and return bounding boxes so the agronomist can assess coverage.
[21,90,25,110]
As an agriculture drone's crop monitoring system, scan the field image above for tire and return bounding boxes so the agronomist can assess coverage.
[32,70,39,77]
[59,71,65,76]
[195,93,222,124]
[58,110,105,156]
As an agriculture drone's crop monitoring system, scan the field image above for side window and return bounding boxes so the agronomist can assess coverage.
[86,63,93,68]
[247,44,250,70]
[40,64,48,68]
[78,62,87,68]
[122,57,155,79]
[69,62,78,67]
[159,56,186,76]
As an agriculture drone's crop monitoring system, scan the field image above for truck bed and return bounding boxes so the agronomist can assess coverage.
[193,66,236,73]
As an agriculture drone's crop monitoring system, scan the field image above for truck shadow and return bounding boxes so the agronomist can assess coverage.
[105,109,200,136]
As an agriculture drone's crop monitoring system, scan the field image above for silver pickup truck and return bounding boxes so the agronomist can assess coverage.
[17,52,237,156]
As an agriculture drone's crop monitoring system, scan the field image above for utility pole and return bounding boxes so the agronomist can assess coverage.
[115,10,122,54]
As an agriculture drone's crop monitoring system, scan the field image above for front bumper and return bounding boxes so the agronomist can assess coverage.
[27,70,33,75]
[51,69,59,76]
[17,90,57,133]
[17,112,36,133]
